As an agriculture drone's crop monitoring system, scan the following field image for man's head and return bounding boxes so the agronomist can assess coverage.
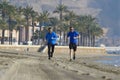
[69,27,74,32]
[48,27,53,33]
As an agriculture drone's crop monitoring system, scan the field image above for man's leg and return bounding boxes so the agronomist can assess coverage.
[69,49,72,61]
[48,44,51,59]
[73,44,77,60]
[69,43,72,61]
[73,51,76,60]
[51,45,55,57]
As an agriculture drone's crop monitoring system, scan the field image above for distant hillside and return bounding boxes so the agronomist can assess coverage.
[6,0,120,37]
[89,0,120,37]
[8,0,100,15]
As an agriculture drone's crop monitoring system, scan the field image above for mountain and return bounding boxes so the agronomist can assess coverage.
[6,0,120,37]
[89,0,120,37]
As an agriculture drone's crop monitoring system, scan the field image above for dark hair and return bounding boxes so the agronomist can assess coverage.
[69,27,74,30]
[70,26,72,28]
[48,27,52,30]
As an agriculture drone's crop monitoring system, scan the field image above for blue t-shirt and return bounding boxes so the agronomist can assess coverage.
[67,31,79,44]
[46,32,58,45]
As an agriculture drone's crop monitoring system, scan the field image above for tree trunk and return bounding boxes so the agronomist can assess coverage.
[60,11,62,21]
[63,31,66,46]
[85,34,88,46]
[32,21,35,45]
[18,28,20,45]
[80,33,83,46]
[82,34,85,46]
[11,31,13,45]
[9,30,12,45]
[93,35,95,47]
[18,26,22,45]
[88,30,91,47]
[38,26,41,45]
[59,30,62,45]
[1,29,5,44]
[25,18,29,44]
[8,16,11,45]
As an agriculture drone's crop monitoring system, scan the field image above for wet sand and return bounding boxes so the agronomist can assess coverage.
[0,50,120,80]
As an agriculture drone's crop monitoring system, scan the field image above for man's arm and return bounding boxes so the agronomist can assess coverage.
[52,32,58,39]
[74,35,80,39]
[74,31,80,39]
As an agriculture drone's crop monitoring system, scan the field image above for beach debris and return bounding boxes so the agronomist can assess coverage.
[82,73,90,75]
[101,75,106,79]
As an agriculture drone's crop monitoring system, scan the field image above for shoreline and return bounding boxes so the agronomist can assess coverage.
[53,53,120,80]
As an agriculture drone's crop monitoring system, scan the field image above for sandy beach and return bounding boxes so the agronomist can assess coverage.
[0,49,120,80]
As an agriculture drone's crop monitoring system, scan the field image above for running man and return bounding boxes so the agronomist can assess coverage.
[45,27,58,60]
[67,27,79,61]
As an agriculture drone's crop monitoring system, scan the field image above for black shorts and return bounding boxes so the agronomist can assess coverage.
[69,43,77,51]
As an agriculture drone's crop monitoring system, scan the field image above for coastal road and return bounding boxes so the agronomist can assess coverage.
[1,58,103,80]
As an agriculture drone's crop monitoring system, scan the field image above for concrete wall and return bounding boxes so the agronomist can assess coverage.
[0,45,41,52]
[52,46,106,54]
[0,45,106,54]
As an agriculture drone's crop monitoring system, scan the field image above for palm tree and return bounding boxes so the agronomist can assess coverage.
[0,1,10,44]
[31,10,38,44]
[77,15,96,46]
[64,11,76,26]
[0,1,10,19]
[54,4,69,21]
[0,1,16,44]
[15,7,26,45]
[23,5,34,43]
[53,4,69,45]
[76,15,103,46]
[49,17,59,32]
[90,23,103,46]
[75,15,88,46]
[7,5,17,45]
[37,11,50,45]
[0,19,7,44]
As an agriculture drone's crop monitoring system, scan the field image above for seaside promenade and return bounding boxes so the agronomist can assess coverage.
[0,45,120,80]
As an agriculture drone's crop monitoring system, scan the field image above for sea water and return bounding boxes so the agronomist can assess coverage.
[97,56,120,67]
[97,47,120,67]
